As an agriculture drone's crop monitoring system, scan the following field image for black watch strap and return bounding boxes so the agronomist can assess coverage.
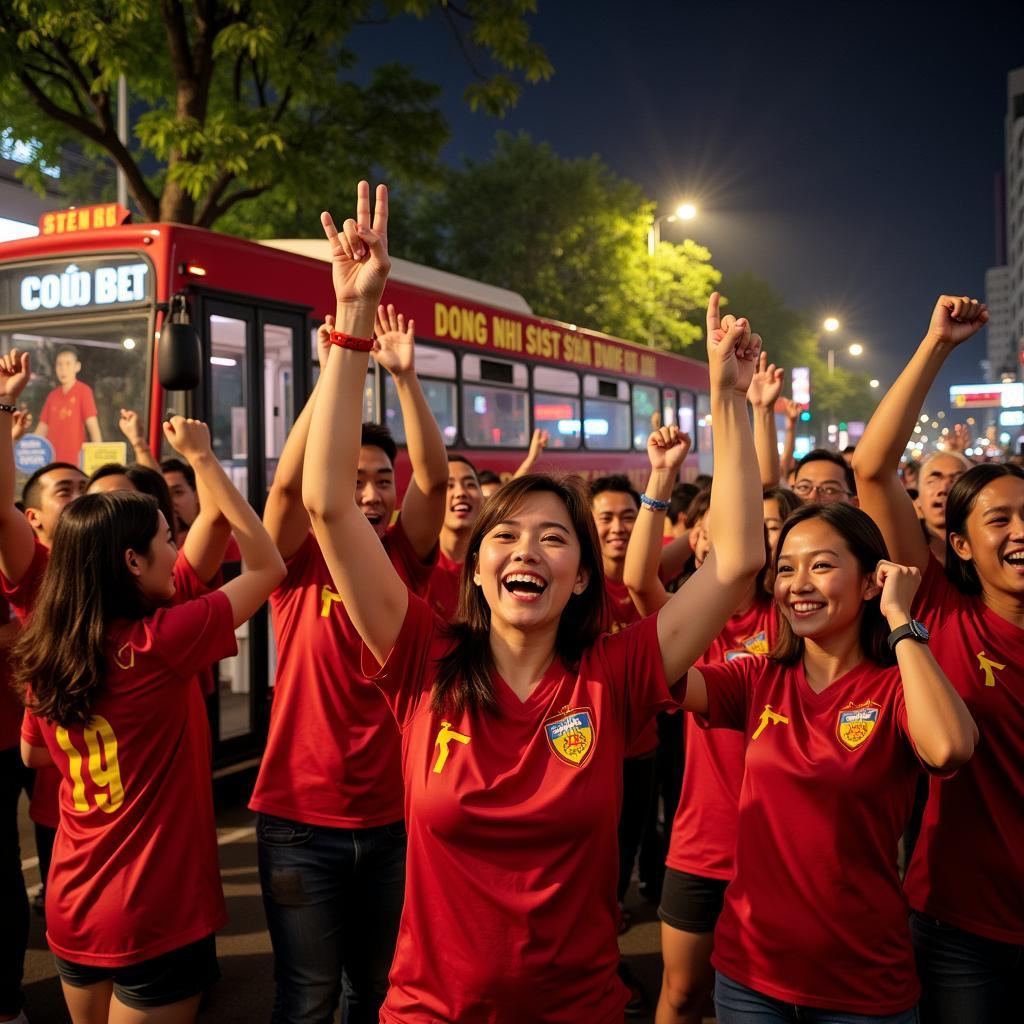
[887,620,929,651]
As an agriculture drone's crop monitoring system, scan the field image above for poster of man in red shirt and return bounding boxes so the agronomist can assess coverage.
[36,346,102,465]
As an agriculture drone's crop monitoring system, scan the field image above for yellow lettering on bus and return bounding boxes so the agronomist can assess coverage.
[492,316,522,352]
[41,213,56,235]
[640,354,657,378]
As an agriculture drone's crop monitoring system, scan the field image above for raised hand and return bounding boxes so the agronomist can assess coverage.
[706,292,761,396]
[10,409,32,442]
[528,428,549,461]
[118,408,144,446]
[162,415,212,462]
[747,351,785,409]
[926,295,988,348]
[316,314,335,368]
[948,422,970,454]
[320,181,390,311]
[876,560,922,624]
[782,398,802,422]
[0,349,31,401]
[647,426,691,472]
[373,303,416,378]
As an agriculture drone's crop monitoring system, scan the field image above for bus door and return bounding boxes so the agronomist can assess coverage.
[192,295,308,767]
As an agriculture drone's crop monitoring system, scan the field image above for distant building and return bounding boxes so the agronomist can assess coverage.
[986,265,1014,380]
[1005,67,1024,380]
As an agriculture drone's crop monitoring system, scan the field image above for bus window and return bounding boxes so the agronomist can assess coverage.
[1,316,151,474]
[583,376,630,451]
[383,344,457,446]
[662,388,677,428]
[696,392,712,454]
[678,391,695,442]
[263,322,295,489]
[632,383,660,448]
[533,366,580,449]
[461,354,529,448]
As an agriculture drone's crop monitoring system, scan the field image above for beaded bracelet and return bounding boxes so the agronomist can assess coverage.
[0,403,15,415]
[639,492,671,511]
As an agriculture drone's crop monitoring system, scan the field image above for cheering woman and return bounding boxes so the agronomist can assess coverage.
[302,181,766,1022]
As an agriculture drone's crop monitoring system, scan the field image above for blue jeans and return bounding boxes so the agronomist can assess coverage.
[715,972,919,1024]
[257,813,407,1024]
[909,910,1023,1024]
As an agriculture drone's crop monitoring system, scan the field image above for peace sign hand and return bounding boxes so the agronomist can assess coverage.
[706,293,761,396]
[926,295,988,348]
[321,181,391,310]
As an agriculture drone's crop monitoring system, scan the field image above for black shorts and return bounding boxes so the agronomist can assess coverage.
[658,868,729,934]
[53,934,218,1009]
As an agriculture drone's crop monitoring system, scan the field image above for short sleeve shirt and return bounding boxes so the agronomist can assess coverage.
[22,592,237,966]
[698,656,928,1015]
[902,559,1024,944]
[250,521,435,828]
[666,597,776,879]
[39,380,98,465]
[369,596,681,1024]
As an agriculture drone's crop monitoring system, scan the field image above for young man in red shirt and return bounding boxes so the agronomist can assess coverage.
[252,305,447,1024]
[36,346,102,465]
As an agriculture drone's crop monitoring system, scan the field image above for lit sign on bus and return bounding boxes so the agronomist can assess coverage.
[0,257,151,318]
[432,301,659,379]
[949,382,1024,409]
[38,203,131,236]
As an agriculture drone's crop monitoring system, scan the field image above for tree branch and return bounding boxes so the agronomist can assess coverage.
[198,184,268,228]
[439,4,487,81]
[194,169,236,225]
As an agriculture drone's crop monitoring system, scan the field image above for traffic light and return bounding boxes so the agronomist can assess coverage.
[800,410,811,422]
[839,421,848,431]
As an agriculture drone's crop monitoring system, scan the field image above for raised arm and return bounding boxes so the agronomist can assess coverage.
[372,303,447,560]
[623,427,689,616]
[119,408,161,471]
[852,295,987,571]
[263,316,333,560]
[164,417,285,626]
[780,398,800,481]
[656,295,766,685]
[0,351,41,584]
[747,351,784,488]
[302,183,409,665]
[180,449,233,584]
[513,429,549,478]
[878,561,977,769]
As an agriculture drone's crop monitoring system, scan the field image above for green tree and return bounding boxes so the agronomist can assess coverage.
[720,271,876,425]
[0,0,552,229]
[399,132,720,353]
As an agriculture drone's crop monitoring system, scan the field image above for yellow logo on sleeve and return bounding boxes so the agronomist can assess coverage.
[752,704,789,740]
[320,585,343,618]
[432,721,470,774]
[976,651,1005,688]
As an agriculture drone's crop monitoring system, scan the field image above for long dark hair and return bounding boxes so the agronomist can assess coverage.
[432,474,606,715]
[769,502,894,667]
[945,463,1024,595]
[14,491,163,726]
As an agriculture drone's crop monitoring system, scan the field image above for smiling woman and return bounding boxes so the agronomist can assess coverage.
[300,182,767,1023]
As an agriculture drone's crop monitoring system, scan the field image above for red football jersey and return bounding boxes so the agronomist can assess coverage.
[424,548,462,621]
[667,597,775,880]
[602,577,658,758]
[903,559,1024,944]
[0,595,19,751]
[39,380,98,465]
[250,523,435,828]
[22,592,237,966]
[367,595,680,1023]
[698,656,932,1015]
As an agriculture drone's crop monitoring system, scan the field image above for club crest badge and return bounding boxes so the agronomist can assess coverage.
[836,700,881,751]
[742,629,770,656]
[544,706,596,768]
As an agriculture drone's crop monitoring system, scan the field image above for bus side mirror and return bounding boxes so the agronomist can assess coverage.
[158,321,201,391]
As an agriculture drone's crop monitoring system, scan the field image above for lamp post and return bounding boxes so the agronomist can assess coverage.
[647,201,697,345]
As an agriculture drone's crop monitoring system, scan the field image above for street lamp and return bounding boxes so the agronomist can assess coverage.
[869,378,880,389]
[648,202,698,255]
[823,316,840,333]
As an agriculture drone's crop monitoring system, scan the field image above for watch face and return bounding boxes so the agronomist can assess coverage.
[910,620,930,642]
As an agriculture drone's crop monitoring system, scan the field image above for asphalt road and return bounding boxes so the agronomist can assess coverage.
[17,777,713,1023]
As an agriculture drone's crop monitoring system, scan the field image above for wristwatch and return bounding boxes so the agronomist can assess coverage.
[887,620,930,651]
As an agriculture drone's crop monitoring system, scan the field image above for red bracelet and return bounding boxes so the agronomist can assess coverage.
[329,330,375,351]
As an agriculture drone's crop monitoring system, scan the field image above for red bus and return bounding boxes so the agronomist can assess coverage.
[0,207,711,767]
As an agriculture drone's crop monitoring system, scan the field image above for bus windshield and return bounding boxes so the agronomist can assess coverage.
[0,314,152,477]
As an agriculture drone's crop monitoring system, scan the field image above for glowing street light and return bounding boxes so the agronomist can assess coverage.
[823,316,840,333]
[869,379,880,388]
[648,200,699,255]
[848,343,864,357]
[676,202,698,220]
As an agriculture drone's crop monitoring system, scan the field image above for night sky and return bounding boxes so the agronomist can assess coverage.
[358,0,1024,418]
